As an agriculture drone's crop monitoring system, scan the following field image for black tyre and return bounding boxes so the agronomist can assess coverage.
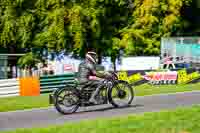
[108,80,134,108]
[54,85,80,115]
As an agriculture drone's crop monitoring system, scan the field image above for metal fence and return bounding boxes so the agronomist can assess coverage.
[40,73,76,93]
[0,78,20,98]
[0,73,76,98]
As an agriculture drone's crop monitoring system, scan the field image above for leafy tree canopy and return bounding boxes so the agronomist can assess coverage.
[0,0,192,66]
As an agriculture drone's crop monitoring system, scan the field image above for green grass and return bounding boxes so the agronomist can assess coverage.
[2,105,200,133]
[134,82,200,96]
[0,82,200,112]
[0,94,49,112]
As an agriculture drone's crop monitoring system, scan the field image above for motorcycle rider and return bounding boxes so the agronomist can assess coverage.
[77,51,112,104]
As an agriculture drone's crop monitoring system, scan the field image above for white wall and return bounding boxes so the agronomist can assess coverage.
[116,56,160,71]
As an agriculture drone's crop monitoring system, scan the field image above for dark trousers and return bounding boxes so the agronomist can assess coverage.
[78,79,103,101]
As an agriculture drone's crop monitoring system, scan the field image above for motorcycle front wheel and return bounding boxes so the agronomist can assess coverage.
[108,80,134,108]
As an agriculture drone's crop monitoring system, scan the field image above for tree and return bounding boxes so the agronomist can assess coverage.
[65,0,132,60]
[0,0,65,67]
[65,0,192,64]
[119,0,192,56]
[0,0,192,68]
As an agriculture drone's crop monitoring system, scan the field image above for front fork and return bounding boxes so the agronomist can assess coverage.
[49,88,60,104]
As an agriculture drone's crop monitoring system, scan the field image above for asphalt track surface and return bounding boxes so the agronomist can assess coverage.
[1,91,200,132]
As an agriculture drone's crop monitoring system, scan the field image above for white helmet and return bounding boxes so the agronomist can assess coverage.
[86,51,98,64]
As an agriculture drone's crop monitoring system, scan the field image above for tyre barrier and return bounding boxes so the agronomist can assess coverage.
[0,73,75,97]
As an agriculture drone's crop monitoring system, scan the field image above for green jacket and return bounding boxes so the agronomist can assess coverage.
[76,60,108,83]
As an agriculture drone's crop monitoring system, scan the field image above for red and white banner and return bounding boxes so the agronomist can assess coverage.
[63,64,73,71]
[143,71,178,81]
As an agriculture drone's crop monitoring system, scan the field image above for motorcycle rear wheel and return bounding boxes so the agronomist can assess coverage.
[54,85,80,115]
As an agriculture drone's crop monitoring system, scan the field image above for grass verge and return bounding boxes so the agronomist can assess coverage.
[134,82,200,96]
[0,83,200,112]
[0,94,49,112]
[2,105,200,133]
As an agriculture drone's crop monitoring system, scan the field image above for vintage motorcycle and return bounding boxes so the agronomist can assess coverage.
[49,72,134,115]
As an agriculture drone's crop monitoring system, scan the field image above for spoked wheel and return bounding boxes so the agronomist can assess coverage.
[54,86,80,115]
[108,80,134,108]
